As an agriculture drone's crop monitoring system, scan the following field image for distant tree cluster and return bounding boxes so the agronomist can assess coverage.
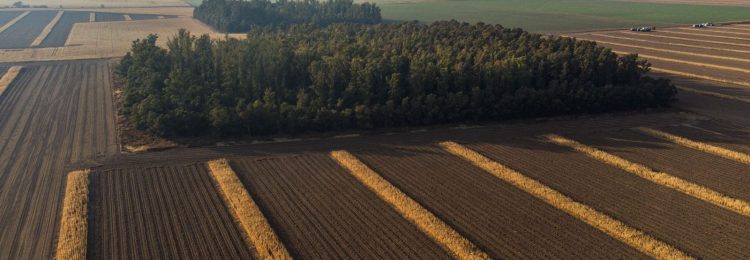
[118,22,676,137]
[194,0,382,32]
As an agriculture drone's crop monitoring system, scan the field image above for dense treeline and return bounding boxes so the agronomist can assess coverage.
[118,22,676,137]
[194,0,381,32]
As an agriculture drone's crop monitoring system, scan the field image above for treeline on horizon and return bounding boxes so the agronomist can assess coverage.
[117,22,676,137]
[194,0,382,32]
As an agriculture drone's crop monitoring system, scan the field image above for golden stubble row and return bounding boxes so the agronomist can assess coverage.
[637,127,750,165]
[329,150,491,260]
[206,159,292,260]
[55,170,91,260]
[439,141,692,260]
[0,66,23,96]
[546,134,750,218]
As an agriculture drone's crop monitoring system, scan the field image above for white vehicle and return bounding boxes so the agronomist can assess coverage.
[630,26,655,32]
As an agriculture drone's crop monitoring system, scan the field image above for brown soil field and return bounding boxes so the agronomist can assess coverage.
[352,145,648,259]
[39,11,89,47]
[567,129,750,201]
[87,164,257,259]
[230,154,452,259]
[655,121,750,155]
[0,60,118,259]
[460,137,750,259]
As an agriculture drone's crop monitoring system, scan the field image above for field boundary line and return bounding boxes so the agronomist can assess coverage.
[590,33,750,55]
[648,67,750,88]
[123,14,133,21]
[611,50,750,75]
[0,66,22,97]
[439,141,692,260]
[621,31,750,48]
[55,170,91,260]
[595,39,750,63]
[676,85,750,103]
[673,27,750,37]
[637,127,750,165]
[206,159,292,259]
[89,13,95,22]
[31,11,64,47]
[660,30,750,41]
[330,150,490,260]
[0,11,30,34]
[546,134,750,218]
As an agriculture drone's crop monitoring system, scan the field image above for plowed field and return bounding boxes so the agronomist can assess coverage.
[88,164,257,259]
[231,154,451,259]
[0,11,56,49]
[0,60,118,259]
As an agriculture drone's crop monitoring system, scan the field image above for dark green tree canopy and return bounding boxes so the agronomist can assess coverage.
[194,0,382,32]
[118,22,676,137]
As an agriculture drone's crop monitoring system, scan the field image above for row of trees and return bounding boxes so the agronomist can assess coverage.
[118,22,676,137]
[194,0,381,32]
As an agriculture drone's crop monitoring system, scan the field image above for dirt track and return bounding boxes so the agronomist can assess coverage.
[0,60,117,259]
[88,164,257,259]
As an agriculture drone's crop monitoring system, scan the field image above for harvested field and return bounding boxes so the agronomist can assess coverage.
[351,145,649,259]
[0,60,118,259]
[0,65,21,95]
[571,24,750,101]
[129,13,160,20]
[0,18,243,63]
[562,129,750,204]
[460,137,750,259]
[30,11,64,47]
[0,10,22,27]
[0,11,56,49]
[231,154,452,259]
[55,170,91,260]
[39,11,89,48]
[330,150,489,259]
[0,0,189,8]
[87,164,257,259]
[206,159,291,259]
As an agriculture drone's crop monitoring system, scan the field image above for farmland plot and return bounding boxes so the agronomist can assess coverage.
[0,11,56,49]
[0,60,118,259]
[39,11,89,48]
[0,11,21,26]
[462,138,750,259]
[231,154,451,259]
[567,129,750,201]
[352,145,648,259]
[87,164,257,259]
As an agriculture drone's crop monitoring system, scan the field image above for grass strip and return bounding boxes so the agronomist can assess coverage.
[55,170,91,260]
[330,150,490,260]
[638,127,750,165]
[89,13,95,22]
[440,141,692,260]
[673,27,750,37]
[546,134,750,218]
[123,14,132,21]
[207,159,291,259]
